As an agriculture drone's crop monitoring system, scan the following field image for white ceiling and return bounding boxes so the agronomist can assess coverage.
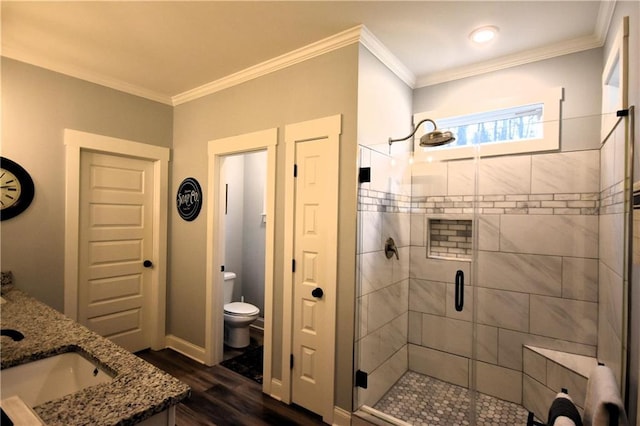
[1,1,611,105]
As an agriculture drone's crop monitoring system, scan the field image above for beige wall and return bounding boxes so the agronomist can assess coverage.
[357,45,413,150]
[1,44,361,411]
[413,48,604,153]
[0,58,172,310]
[170,44,360,409]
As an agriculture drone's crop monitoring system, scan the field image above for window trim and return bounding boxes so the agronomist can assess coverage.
[413,86,563,161]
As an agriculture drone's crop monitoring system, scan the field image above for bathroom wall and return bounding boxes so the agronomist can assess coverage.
[405,47,604,405]
[241,151,267,315]
[171,43,359,410]
[222,150,267,314]
[223,154,245,302]
[409,146,600,404]
[598,114,626,385]
[413,48,603,154]
[355,45,605,409]
[0,58,173,311]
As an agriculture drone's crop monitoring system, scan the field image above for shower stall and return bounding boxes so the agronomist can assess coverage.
[353,109,634,425]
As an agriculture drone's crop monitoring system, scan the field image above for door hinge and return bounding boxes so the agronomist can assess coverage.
[292,259,296,273]
[293,164,298,178]
[355,370,368,389]
[220,265,225,272]
[290,354,294,369]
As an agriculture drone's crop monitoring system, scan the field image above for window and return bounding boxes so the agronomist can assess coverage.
[413,87,563,161]
[438,103,543,147]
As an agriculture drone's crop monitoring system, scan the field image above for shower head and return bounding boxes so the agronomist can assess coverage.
[419,127,456,147]
[388,118,456,147]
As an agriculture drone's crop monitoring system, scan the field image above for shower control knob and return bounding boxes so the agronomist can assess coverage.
[311,287,324,298]
[143,260,153,268]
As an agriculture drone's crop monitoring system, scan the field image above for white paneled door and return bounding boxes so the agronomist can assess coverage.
[286,115,340,423]
[292,139,330,415]
[78,151,154,352]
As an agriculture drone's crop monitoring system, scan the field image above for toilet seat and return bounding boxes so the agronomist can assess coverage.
[224,302,259,316]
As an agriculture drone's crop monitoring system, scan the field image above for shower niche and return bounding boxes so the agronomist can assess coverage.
[427,218,472,261]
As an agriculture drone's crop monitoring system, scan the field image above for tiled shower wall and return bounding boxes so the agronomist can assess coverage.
[597,119,627,386]
[356,141,626,408]
[356,147,412,407]
[408,149,601,404]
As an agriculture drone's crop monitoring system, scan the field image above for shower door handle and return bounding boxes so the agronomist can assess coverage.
[455,270,464,312]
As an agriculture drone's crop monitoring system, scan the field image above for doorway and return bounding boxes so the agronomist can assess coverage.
[205,128,278,398]
[63,129,170,352]
[219,150,267,373]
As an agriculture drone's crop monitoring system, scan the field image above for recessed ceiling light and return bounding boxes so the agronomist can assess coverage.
[470,26,499,44]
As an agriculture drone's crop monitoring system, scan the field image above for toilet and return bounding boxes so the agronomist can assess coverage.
[223,271,260,349]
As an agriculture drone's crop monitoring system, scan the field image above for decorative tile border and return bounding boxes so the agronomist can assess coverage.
[358,188,412,212]
[358,188,601,215]
[600,180,625,215]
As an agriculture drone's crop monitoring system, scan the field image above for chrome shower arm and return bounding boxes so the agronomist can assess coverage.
[388,119,437,145]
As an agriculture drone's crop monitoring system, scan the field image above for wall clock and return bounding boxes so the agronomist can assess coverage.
[176,177,202,221]
[1,157,35,221]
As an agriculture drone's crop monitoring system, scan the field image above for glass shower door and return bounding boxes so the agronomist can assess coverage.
[471,111,632,424]
[353,143,414,419]
[354,141,478,425]
[354,110,634,425]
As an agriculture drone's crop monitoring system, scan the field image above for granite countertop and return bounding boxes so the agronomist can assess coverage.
[0,290,190,425]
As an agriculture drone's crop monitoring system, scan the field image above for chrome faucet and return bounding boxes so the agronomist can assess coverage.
[1,329,24,341]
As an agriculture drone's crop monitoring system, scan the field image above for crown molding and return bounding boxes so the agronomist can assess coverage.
[416,33,604,88]
[358,26,416,88]
[172,25,364,106]
[173,24,415,105]
[1,48,173,105]
[4,2,616,105]
[416,0,616,88]
[595,0,616,44]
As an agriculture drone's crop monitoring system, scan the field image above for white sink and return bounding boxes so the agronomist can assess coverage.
[0,352,114,407]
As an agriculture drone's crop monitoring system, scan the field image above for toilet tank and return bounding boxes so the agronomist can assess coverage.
[223,272,236,304]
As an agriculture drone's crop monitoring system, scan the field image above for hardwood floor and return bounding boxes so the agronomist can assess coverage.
[136,348,326,426]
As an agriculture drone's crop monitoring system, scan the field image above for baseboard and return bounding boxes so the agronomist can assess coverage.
[165,334,206,364]
[269,378,283,401]
[333,406,352,426]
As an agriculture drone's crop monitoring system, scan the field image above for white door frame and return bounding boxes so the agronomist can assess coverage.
[63,129,170,350]
[205,128,278,396]
[281,114,341,421]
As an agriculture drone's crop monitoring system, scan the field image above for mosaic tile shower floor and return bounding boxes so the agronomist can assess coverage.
[373,371,531,426]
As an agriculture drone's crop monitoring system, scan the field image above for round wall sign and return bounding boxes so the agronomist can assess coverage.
[176,177,202,221]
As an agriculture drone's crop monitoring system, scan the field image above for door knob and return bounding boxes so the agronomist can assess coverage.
[143,260,153,268]
[311,287,324,298]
